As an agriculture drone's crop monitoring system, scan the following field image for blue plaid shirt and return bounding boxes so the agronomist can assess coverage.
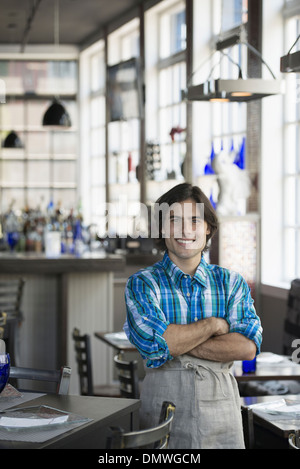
[124,252,262,368]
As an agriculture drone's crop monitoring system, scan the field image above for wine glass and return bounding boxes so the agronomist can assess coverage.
[0,353,10,393]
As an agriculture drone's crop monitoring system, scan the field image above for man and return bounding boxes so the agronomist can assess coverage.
[124,183,262,449]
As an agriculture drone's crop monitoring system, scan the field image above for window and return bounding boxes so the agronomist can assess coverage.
[283,14,300,281]
[145,0,187,204]
[107,19,141,237]
[0,59,78,212]
[80,40,106,233]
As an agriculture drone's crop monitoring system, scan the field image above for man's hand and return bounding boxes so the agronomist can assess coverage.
[189,332,257,362]
[213,318,230,336]
[163,317,229,357]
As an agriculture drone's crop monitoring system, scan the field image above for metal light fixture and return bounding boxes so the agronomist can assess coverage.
[42,98,71,126]
[280,34,300,73]
[183,27,283,103]
[2,131,23,148]
[42,0,71,127]
[185,78,283,103]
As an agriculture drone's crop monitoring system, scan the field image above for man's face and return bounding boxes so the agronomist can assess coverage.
[162,198,209,264]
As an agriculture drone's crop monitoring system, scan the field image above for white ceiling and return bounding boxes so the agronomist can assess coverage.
[0,0,144,49]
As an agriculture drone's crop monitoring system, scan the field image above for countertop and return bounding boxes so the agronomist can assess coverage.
[0,251,125,274]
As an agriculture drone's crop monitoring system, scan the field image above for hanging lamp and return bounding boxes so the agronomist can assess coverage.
[280,34,300,73]
[3,131,23,148]
[42,98,71,126]
[182,28,283,103]
[42,0,71,127]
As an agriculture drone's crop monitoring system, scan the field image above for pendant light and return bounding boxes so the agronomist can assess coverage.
[42,98,71,126]
[280,34,300,73]
[2,130,23,148]
[42,0,71,127]
[182,28,283,103]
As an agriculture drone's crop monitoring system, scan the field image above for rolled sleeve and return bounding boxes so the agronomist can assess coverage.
[124,274,172,368]
[227,273,263,354]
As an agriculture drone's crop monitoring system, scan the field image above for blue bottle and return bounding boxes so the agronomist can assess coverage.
[242,357,256,373]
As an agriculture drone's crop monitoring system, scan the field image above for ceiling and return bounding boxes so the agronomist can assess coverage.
[0,0,144,50]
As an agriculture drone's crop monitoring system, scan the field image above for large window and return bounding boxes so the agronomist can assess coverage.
[107,19,141,237]
[80,40,106,232]
[145,0,187,204]
[0,60,78,213]
[261,0,300,287]
[283,14,300,281]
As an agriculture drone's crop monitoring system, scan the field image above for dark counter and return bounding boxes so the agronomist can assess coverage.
[0,252,125,274]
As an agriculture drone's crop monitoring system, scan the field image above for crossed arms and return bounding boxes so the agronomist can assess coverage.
[163,319,257,362]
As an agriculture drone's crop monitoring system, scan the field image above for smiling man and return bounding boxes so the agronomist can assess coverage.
[124,183,262,449]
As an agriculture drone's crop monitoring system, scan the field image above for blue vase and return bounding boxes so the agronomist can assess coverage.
[0,353,10,393]
[242,356,256,373]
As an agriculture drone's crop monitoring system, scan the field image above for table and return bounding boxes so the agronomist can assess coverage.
[0,393,140,449]
[234,353,300,382]
[95,331,136,353]
[241,394,300,449]
[0,252,125,394]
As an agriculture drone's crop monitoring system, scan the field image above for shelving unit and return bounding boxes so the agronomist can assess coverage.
[0,59,78,212]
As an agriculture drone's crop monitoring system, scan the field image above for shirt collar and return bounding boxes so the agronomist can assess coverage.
[161,251,208,288]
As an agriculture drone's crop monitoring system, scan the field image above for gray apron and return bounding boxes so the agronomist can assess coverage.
[139,355,245,449]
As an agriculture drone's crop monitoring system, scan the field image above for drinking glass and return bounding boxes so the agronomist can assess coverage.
[0,353,10,393]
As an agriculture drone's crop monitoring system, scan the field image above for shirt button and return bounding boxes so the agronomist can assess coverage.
[187,292,190,297]
[184,275,188,278]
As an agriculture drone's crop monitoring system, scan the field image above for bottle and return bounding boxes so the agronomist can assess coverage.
[0,339,10,393]
[44,199,61,257]
[242,357,256,373]
[128,152,132,182]
[74,219,84,257]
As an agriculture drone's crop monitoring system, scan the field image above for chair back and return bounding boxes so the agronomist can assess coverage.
[289,431,300,449]
[114,353,139,399]
[9,365,71,395]
[72,328,93,395]
[0,278,25,365]
[107,400,176,449]
[283,278,300,355]
[241,407,255,449]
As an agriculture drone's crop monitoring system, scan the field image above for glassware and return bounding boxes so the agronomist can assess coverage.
[0,353,10,393]
[242,356,256,373]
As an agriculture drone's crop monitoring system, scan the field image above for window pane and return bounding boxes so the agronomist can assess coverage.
[284,124,297,174]
[27,132,49,155]
[1,100,24,127]
[91,157,106,186]
[284,228,296,280]
[27,161,51,185]
[91,127,106,157]
[1,188,25,210]
[1,161,25,185]
[159,6,186,58]
[284,176,296,225]
[53,161,76,185]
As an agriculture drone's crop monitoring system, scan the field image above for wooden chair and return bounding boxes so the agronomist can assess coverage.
[107,401,176,449]
[72,327,120,397]
[9,365,71,395]
[0,278,25,366]
[289,431,300,449]
[114,353,139,399]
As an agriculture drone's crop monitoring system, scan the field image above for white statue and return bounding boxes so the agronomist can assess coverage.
[212,149,251,216]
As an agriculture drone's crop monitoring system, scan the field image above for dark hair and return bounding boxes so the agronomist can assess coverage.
[153,182,218,252]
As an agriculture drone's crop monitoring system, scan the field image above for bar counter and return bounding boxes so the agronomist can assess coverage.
[0,251,125,394]
[0,251,125,274]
